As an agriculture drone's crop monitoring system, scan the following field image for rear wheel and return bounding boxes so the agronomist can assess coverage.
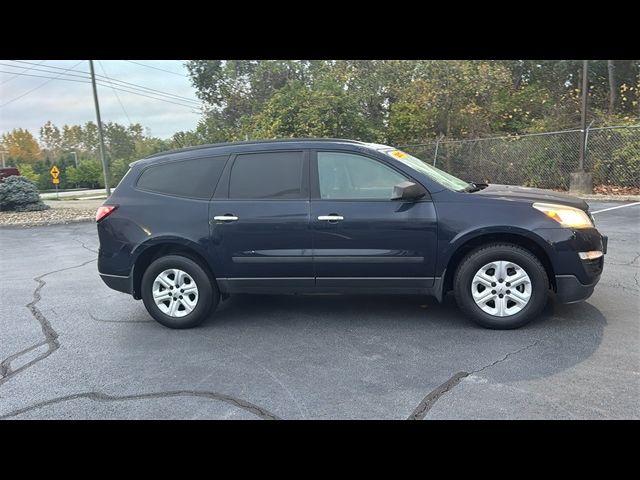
[453,243,548,329]
[141,255,217,329]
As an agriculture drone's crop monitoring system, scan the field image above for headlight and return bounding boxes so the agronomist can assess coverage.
[532,202,593,229]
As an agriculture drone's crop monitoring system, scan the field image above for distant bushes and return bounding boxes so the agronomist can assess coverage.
[0,176,49,212]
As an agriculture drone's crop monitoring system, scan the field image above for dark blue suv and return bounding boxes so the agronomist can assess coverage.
[96,139,607,329]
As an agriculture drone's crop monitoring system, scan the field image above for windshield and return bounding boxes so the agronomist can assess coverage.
[381,148,470,192]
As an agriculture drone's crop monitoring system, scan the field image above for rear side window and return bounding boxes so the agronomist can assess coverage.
[229,151,306,199]
[136,156,228,199]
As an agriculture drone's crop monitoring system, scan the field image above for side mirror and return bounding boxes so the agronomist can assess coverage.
[390,181,427,201]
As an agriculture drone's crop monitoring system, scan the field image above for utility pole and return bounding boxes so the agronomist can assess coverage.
[70,151,78,168]
[89,60,111,196]
[570,60,593,194]
[578,60,589,172]
[0,150,7,168]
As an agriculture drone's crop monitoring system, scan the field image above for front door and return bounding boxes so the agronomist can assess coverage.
[209,149,313,292]
[310,150,438,292]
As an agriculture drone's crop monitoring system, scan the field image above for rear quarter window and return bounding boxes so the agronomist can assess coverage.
[136,156,228,199]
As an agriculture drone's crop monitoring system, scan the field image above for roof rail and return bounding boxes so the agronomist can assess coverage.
[146,138,368,159]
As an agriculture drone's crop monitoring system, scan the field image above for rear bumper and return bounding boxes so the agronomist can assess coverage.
[99,272,132,295]
[554,274,600,303]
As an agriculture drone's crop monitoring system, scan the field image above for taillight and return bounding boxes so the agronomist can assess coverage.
[96,205,118,222]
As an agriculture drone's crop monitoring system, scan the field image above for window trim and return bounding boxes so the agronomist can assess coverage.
[135,154,229,200]
[310,149,430,202]
[223,149,310,201]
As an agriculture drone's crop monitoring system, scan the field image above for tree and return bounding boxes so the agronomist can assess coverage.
[14,163,39,184]
[1,128,41,162]
[39,121,62,160]
[246,80,374,140]
[66,160,104,188]
[61,124,84,153]
[103,122,137,160]
[608,60,617,114]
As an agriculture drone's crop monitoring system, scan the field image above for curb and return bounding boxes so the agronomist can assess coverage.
[0,217,94,229]
[577,195,640,202]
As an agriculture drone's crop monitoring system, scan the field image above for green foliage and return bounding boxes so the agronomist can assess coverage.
[591,129,640,187]
[110,159,131,186]
[246,80,374,140]
[0,176,49,212]
[3,120,174,191]
[14,163,39,184]
[66,160,104,189]
[185,60,639,146]
[609,140,640,187]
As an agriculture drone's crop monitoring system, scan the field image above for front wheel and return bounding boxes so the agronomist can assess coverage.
[141,255,218,329]
[453,243,549,329]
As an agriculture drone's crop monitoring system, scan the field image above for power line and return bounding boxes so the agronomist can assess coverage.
[9,60,201,105]
[0,60,47,85]
[0,70,202,110]
[0,62,93,81]
[0,70,90,83]
[124,60,187,77]
[98,83,203,110]
[0,60,85,108]
[98,60,133,125]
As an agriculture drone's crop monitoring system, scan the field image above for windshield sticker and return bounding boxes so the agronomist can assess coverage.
[389,150,408,159]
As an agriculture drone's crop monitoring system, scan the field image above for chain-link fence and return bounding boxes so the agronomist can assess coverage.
[400,125,640,190]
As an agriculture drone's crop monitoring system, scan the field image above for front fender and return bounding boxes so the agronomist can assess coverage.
[437,225,557,275]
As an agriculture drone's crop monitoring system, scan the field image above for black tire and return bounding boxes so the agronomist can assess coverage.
[141,254,218,329]
[453,243,548,329]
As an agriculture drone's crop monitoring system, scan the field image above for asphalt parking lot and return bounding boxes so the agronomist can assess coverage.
[0,200,638,419]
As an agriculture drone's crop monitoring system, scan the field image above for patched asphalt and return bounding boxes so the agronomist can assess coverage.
[0,200,638,419]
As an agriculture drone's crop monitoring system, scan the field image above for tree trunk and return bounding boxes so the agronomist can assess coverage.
[608,60,616,114]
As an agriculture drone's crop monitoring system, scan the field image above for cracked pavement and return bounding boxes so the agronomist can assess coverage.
[0,201,638,419]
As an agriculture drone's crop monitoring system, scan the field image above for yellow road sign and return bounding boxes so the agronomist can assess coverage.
[52,178,60,185]
[50,165,60,179]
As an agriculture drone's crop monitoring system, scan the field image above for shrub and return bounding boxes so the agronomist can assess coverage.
[14,163,40,184]
[66,159,104,188]
[0,176,50,212]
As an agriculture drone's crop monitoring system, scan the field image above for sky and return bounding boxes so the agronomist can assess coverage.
[0,60,202,140]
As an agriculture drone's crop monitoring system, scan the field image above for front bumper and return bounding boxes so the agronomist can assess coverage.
[554,274,600,303]
[534,228,607,303]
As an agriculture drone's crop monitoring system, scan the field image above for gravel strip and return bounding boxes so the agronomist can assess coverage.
[0,208,95,228]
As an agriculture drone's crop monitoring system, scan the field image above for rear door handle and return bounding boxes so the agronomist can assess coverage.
[318,215,344,222]
[213,215,239,222]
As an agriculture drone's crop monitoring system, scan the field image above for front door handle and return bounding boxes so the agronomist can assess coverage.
[318,215,344,222]
[213,215,239,222]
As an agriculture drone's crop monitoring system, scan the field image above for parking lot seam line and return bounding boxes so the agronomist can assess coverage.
[0,257,97,387]
[408,340,540,420]
[0,390,281,420]
[591,202,640,214]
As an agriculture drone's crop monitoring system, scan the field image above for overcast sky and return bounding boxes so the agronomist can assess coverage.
[0,60,202,140]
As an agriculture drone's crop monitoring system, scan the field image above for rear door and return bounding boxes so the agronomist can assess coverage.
[208,149,313,291]
[310,149,438,292]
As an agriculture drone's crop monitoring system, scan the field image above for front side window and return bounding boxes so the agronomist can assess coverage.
[317,151,408,200]
[229,151,305,199]
[136,156,228,199]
